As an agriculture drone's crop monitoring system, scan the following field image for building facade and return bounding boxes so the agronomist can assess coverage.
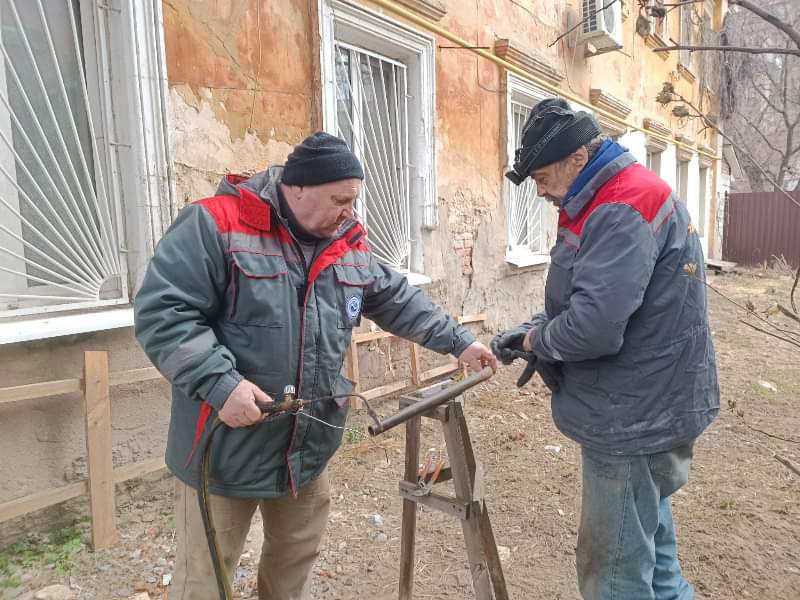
[0,0,728,539]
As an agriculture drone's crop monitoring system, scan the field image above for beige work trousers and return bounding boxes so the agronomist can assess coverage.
[171,470,330,600]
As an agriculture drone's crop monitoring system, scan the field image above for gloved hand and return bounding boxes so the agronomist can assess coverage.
[490,314,547,365]
[490,325,532,365]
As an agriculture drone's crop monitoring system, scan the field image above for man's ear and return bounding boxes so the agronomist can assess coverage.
[573,146,589,170]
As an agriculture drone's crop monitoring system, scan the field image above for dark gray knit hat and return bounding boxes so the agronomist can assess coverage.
[506,98,601,186]
[282,132,364,186]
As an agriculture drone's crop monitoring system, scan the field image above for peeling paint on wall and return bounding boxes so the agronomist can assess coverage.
[170,87,295,204]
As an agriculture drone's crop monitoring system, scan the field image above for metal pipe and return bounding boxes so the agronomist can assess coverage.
[367,366,494,436]
[368,0,720,162]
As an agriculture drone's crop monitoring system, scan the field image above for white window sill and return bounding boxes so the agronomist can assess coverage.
[505,253,551,268]
[404,272,432,286]
[0,307,135,345]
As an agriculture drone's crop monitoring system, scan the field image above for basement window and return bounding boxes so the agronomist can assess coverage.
[320,0,436,277]
[504,74,556,267]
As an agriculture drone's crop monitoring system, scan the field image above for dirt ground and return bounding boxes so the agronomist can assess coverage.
[3,267,799,600]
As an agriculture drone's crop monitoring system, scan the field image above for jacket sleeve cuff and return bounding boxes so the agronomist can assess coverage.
[533,322,564,362]
[451,327,477,359]
[204,370,244,412]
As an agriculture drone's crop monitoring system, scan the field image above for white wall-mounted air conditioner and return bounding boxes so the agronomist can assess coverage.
[577,0,624,56]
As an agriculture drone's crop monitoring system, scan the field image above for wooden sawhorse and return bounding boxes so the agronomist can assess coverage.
[396,382,509,600]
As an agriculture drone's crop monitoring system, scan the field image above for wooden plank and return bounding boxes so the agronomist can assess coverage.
[361,379,409,401]
[0,378,82,405]
[0,481,87,522]
[420,363,460,382]
[409,342,421,386]
[345,338,361,407]
[705,258,737,273]
[110,367,164,387]
[398,415,421,600]
[442,402,493,599]
[113,456,166,482]
[398,481,469,519]
[478,502,510,600]
[352,329,394,344]
[398,396,449,422]
[458,313,487,324]
[83,351,118,550]
[0,457,166,524]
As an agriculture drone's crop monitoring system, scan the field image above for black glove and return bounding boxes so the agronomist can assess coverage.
[490,325,530,365]
[491,315,547,365]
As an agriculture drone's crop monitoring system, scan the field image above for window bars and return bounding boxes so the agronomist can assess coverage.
[0,0,125,317]
[508,101,548,256]
[334,42,411,272]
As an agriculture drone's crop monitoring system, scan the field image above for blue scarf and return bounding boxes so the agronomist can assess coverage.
[562,139,627,210]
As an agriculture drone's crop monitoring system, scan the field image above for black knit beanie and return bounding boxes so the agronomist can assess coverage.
[506,98,602,186]
[282,132,364,186]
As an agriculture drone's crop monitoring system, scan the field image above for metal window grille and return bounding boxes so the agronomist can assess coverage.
[333,42,411,272]
[0,0,125,317]
[507,102,548,256]
[583,0,598,34]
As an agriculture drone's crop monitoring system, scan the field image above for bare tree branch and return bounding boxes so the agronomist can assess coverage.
[729,0,800,51]
[653,44,800,56]
[792,264,799,314]
[740,113,785,157]
[739,319,800,349]
[665,86,800,208]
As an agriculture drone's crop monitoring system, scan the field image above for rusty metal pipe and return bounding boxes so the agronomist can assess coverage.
[367,366,494,436]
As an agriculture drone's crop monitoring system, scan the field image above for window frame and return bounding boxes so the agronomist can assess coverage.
[319,0,436,278]
[503,73,556,268]
[0,0,174,343]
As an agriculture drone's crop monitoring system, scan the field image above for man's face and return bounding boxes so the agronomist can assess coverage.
[284,178,361,238]
[530,147,588,206]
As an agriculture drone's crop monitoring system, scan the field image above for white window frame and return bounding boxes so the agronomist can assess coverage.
[698,165,709,237]
[0,0,174,343]
[676,158,690,203]
[319,0,435,280]
[646,149,663,176]
[503,73,556,268]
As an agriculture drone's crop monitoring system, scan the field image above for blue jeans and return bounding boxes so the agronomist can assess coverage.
[577,443,695,600]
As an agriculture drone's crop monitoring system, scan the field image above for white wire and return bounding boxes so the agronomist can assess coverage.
[297,410,358,432]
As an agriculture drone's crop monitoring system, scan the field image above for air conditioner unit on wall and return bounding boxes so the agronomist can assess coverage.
[577,0,623,57]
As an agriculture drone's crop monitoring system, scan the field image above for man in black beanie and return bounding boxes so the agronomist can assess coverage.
[134,131,496,599]
[493,99,718,600]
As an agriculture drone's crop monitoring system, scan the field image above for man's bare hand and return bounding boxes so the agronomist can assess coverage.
[218,379,273,428]
[523,328,536,352]
[457,341,498,374]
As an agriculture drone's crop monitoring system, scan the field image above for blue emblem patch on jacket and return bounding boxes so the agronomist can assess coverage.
[346,295,362,321]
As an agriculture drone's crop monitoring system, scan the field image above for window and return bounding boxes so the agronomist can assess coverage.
[676,159,689,203]
[320,0,435,277]
[646,150,662,175]
[654,1,668,38]
[504,74,556,266]
[0,1,172,335]
[698,166,708,236]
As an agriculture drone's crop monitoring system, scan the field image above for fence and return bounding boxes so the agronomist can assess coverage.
[723,191,800,267]
[0,315,484,549]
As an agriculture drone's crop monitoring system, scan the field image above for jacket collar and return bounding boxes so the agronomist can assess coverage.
[561,152,636,220]
[216,167,361,244]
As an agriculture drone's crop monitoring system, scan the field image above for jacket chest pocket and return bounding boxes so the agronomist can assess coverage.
[333,264,374,329]
[546,243,577,316]
[228,252,291,327]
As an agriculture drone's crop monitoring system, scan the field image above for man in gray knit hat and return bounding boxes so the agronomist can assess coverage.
[493,98,719,600]
[135,131,496,599]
